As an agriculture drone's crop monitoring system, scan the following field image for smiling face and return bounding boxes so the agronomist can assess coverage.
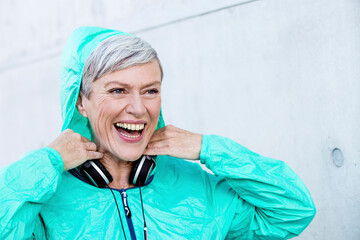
[77,60,162,161]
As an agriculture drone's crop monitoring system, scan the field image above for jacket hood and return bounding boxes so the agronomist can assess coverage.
[59,26,165,141]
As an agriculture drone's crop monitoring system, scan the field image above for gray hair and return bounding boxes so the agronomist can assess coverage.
[81,34,162,97]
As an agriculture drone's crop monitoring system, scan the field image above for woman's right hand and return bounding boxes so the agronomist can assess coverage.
[47,129,103,171]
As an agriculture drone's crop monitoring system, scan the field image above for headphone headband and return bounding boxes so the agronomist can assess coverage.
[79,156,156,188]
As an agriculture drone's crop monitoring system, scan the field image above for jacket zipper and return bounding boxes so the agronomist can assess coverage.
[120,189,137,240]
[121,190,132,218]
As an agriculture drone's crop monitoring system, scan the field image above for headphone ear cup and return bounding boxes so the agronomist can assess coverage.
[129,155,156,186]
[129,159,141,185]
[80,160,113,188]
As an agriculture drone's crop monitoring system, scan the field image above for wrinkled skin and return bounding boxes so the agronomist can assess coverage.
[49,60,202,175]
[77,60,162,162]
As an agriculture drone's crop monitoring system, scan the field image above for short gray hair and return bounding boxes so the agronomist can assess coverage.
[81,35,162,97]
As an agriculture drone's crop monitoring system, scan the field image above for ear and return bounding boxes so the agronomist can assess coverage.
[76,92,88,118]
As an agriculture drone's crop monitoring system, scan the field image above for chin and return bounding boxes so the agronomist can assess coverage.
[116,151,144,162]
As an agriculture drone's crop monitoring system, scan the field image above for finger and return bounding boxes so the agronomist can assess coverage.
[146,138,168,149]
[150,127,166,137]
[86,151,104,160]
[84,142,97,151]
[144,139,176,156]
[80,135,90,142]
[63,129,74,134]
[146,138,169,148]
[148,129,171,143]
[143,147,168,156]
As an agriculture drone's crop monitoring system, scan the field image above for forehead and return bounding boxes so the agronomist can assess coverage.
[95,60,162,88]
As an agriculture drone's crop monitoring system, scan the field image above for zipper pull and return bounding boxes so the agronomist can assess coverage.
[144,226,148,240]
[121,191,132,218]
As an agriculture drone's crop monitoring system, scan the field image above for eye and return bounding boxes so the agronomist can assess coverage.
[145,89,159,95]
[110,88,126,94]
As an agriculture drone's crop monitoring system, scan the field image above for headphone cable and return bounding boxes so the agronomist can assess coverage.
[138,182,148,240]
[107,186,127,240]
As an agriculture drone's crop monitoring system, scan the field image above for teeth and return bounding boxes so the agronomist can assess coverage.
[115,122,145,131]
[119,131,141,138]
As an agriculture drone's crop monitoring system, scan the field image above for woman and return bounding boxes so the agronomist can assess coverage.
[0,26,315,239]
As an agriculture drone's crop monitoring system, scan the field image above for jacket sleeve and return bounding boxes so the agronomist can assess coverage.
[200,135,316,240]
[0,147,64,239]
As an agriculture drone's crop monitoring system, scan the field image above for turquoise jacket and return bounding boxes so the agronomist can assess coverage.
[0,27,315,239]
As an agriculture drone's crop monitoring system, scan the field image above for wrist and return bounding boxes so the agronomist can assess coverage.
[43,147,65,174]
[199,134,209,164]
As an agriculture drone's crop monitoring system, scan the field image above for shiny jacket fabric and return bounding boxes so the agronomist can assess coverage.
[0,27,316,239]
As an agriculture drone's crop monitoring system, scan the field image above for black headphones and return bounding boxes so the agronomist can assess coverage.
[79,155,156,188]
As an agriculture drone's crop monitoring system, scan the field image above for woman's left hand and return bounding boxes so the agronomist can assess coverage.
[143,125,202,160]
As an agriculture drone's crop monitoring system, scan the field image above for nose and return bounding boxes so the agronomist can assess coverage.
[125,94,146,118]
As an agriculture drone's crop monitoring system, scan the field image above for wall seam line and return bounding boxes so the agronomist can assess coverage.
[0,0,261,73]
[132,0,261,34]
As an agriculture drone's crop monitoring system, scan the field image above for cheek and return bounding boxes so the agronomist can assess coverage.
[91,100,124,132]
[146,98,161,124]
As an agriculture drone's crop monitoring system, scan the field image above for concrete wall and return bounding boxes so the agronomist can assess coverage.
[1,0,359,239]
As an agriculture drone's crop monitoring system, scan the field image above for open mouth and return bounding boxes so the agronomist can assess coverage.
[114,122,145,139]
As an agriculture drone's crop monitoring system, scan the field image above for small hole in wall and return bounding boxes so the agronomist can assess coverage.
[332,148,344,167]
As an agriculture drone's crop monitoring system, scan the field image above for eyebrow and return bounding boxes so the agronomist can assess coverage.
[104,80,161,89]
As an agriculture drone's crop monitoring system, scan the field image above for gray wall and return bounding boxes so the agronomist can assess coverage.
[1,0,359,239]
